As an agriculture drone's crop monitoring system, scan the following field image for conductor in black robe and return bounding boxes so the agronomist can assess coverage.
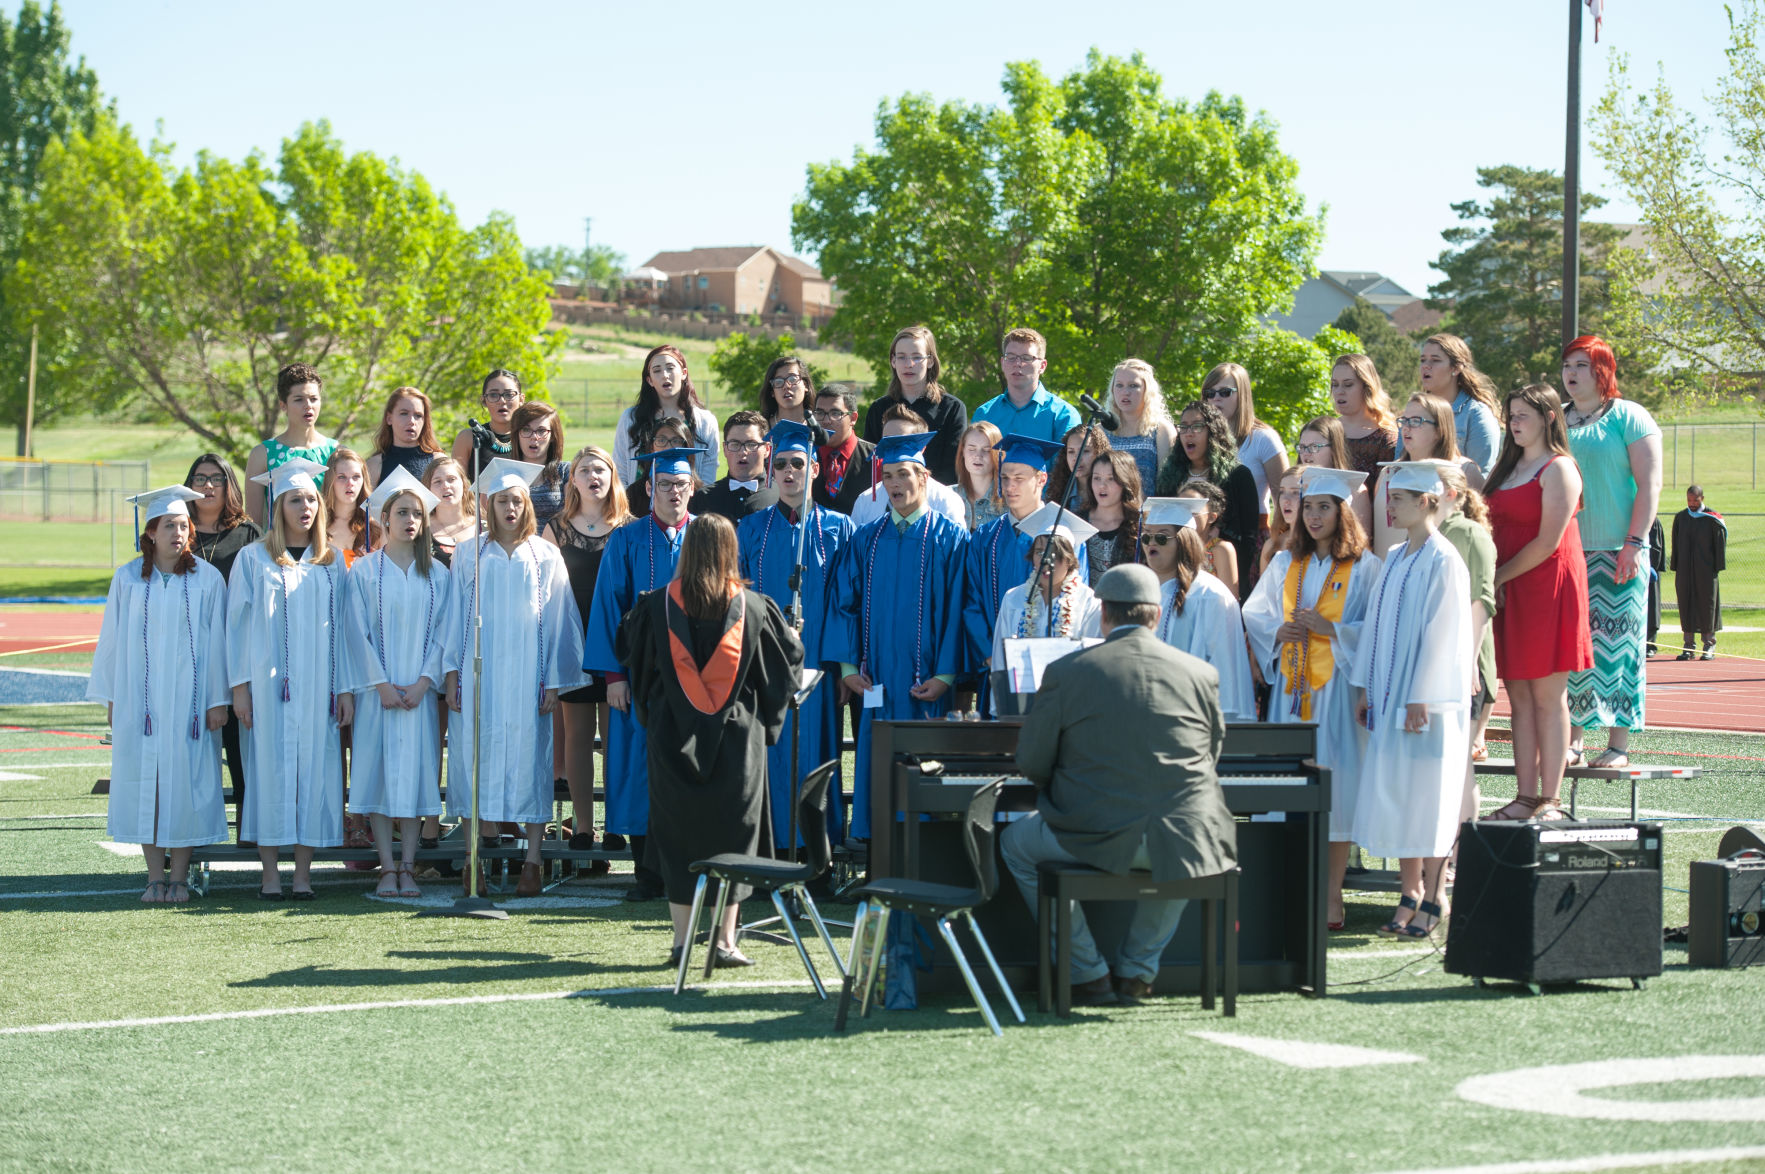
[1670,485,1727,660]
[617,512,804,967]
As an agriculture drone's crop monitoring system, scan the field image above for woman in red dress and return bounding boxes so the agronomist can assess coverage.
[1483,384,1593,820]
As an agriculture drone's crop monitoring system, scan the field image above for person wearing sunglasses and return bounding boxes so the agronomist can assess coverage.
[1200,362,1288,535]
[690,410,779,523]
[736,420,857,850]
[1141,497,1256,724]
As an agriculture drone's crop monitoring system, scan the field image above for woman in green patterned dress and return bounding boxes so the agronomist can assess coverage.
[240,362,340,526]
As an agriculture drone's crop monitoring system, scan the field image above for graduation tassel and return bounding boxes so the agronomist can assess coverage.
[870,453,882,500]
[281,678,291,703]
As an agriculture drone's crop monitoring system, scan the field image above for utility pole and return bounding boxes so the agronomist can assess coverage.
[1562,0,1584,348]
[582,217,593,299]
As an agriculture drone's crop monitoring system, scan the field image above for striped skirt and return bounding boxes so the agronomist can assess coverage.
[1567,550,1647,731]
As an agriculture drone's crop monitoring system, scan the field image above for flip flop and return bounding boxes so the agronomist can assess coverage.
[1590,749,1630,769]
[141,880,169,904]
[397,867,422,898]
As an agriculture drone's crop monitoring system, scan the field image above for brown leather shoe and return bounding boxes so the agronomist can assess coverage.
[1114,976,1155,1005]
[515,861,543,897]
[1073,975,1119,1006]
[461,861,489,897]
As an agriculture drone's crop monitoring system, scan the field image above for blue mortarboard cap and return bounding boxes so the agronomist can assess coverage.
[766,420,815,459]
[993,434,1066,474]
[635,447,706,480]
[873,430,935,467]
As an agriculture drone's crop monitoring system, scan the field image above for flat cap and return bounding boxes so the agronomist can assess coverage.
[1093,562,1161,605]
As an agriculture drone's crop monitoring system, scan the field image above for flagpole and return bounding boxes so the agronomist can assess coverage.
[1562,0,1584,348]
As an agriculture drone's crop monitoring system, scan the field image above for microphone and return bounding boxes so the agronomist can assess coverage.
[1079,393,1120,432]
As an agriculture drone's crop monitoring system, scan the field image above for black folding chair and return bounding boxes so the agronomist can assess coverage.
[674,760,846,997]
[834,778,1025,1037]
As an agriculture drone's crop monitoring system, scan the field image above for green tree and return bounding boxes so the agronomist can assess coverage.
[526,240,625,296]
[1426,164,1630,394]
[1593,0,1765,404]
[0,0,106,450]
[1234,325,1358,447]
[8,119,559,462]
[707,331,829,409]
[792,50,1322,415]
[1329,297,1419,397]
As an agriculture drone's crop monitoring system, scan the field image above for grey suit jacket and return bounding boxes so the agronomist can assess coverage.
[1015,624,1237,881]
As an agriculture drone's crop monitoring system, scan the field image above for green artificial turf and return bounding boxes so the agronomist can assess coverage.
[0,703,1762,1173]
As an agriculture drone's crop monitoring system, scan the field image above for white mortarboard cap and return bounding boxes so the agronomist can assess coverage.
[474,457,545,498]
[367,465,440,518]
[1142,496,1205,530]
[249,457,329,503]
[1299,466,1368,501]
[1380,460,1446,495]
[1014,501,1099,547]
[126,485,203,524]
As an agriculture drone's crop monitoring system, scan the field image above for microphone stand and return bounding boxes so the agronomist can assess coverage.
[1032,400,1112,637]
[421,419,507,919]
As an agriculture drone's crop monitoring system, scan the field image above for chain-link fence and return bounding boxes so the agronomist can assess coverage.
[0,459,149,523]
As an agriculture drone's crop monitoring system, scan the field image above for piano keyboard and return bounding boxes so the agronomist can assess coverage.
[929,773,1310,787]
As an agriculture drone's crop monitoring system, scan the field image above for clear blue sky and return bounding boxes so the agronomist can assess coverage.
[53,0,1732,306]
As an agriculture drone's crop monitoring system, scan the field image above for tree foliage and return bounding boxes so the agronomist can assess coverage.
[706,331,828,410]
[1236,325,1359,446]
[1426,164,1633,394]
[792,50,1323,423]
[1593,0,1765,405]
[1330,297,1420,398]
[526,240,625,296]
[8,119,559,462]
[0,0,105,439]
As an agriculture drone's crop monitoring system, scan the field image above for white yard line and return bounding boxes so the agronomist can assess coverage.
[0,980,818,1036]
[1367,1145,1765,1174]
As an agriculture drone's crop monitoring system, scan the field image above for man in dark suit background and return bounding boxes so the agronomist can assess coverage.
[691,410,778,523]
[1003,563,1238,1006]
[811,383,874,514]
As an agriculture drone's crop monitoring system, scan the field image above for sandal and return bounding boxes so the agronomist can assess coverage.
[1378,894,1420,937]
[1402,899,1445,938]
[141,880,169,904]
[375,868,401,897]
[1471,742,1488,762]
[1532,797,1569,821]
[165,881,191,905]
[397,866,421,898]
[1484,795,1542,821]
[1590,748,1630,769]
[1566,747,1587,768]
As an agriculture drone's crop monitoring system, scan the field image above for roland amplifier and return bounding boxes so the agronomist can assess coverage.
[1688,852,1765,968]
[1445,820,1663,989]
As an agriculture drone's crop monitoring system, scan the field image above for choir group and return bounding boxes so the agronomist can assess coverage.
[92,326,1662,942]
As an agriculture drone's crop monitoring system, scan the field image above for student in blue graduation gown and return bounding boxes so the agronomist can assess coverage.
[963,434,1090,715]
[826,428,970,840]
[584,447,703,899]
[737,420,856,848]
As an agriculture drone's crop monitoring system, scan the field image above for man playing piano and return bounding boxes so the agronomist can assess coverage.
[1002,563,1238,1006]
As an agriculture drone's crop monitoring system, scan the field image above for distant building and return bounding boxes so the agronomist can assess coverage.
[638,246,835,318]
[1271,270,1426,338]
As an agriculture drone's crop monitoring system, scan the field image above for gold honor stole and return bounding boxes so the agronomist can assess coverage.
[1281,556,1353,720]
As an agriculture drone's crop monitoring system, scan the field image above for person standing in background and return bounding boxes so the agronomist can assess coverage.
[861,326,968,485]
[1156,399,1260,600]
[1671,485,1726,661]
[451,369,524,482]
[954,421,1006,531]
[1201,362,1289,531]
[691,411,778,523]
[611,346,721,486]
[241,363,339,526]
[972,327,1080,443]
[812,383,874,515]
[1409,334,1502,476]
[508,402,570,533]
[759,355,828,446]
[366,387,445,486]
[1329,354,1399,477]
[1108,359,1177,492]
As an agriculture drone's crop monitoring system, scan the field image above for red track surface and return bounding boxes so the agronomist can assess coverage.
[0,610,101,656]
[1491,652,1765,734]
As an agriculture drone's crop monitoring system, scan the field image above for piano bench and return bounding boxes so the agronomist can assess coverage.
[1035,863,1239,1018]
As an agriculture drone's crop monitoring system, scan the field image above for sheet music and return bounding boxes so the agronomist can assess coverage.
[1002,637,1100,693]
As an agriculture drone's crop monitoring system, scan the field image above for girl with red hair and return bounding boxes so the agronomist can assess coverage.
[1560,335,1662,767]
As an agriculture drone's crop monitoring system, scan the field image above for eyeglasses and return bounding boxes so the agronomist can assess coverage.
[483,391,520,403]
[892,355,929,367]
[770,375,806,389]
[188,475,227,488]
[654,479,692,495]
[1001,352,1042,366]
[812,408,849,422]
[726,440,766,454]
[1202,387,1236,401]
[1296,442,1329,455]
[1395,415,1435,429]
[1177,423,1208,435]
[519,426,553,439]
[772,457,807,471]
[1139,532,1173,547]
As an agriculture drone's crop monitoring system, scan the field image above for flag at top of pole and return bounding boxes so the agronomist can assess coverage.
[1587,0,1603,42]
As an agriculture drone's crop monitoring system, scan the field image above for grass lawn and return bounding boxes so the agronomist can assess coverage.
[0,699,1762,1172]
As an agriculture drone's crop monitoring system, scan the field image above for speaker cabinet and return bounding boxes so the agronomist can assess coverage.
[1445,820,1662,988]
[1689,855,1765,968]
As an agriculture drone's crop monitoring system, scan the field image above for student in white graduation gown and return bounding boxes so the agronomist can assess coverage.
[989,504,1103,708]
[1350,461,1473,939]
[1141,497,1257,723]
[347,468,452,899]
[1242,468,1381,930]
[443,458,585,898]
[90,487,231,903]
[229,458,354,900]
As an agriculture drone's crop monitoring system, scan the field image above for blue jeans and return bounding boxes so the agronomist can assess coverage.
[1000,814,1188,985]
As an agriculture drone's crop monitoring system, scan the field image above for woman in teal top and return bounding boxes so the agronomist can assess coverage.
[1561,335,1662,768]
[241,362,339,526]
